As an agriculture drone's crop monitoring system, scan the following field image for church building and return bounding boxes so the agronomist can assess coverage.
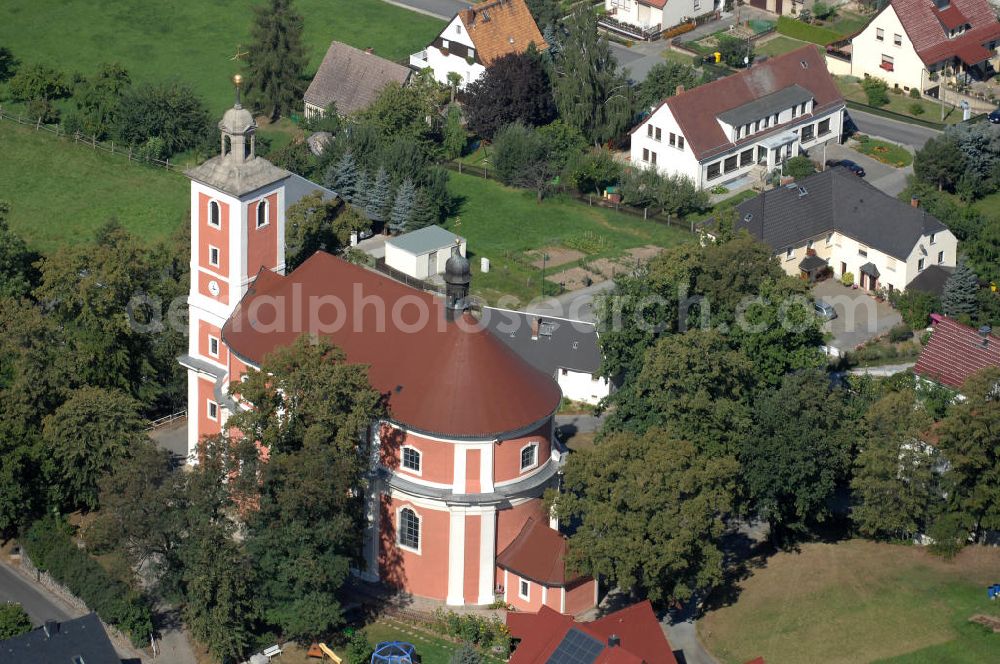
[179,79,596,612]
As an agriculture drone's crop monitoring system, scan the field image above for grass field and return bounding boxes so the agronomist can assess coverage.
[776,15,847,45]
[699,540,1000,664]
[835,77,963,124]
[756,36,812,58]
[443,171,694,304]
[854,135,914,166]
[0,0,444,115]
[0,120,188,252]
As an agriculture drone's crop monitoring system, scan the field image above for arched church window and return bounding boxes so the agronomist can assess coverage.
[209,200,221,228]
[256,199,269,228]
[223,135,232,156]
[398,508,420,551]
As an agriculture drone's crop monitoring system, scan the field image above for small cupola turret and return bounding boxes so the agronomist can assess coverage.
[444,238,470,321]
[219,74,257,163]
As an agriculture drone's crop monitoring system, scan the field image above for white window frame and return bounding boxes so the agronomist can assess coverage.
[918,258,925,271]
[929,233,936,245]
[937,251,944,264]
[397,506,422,554]
[441,38,450,49]
[826,233,834,246]
[876,27,884,41]
[785,247,794,260]
[207,399,219,421]
[518,578,530,600]
[401,445,422,475]
[208,200,221,228]
[209,245,221,267]
[519,442,539,472]
[208,335,220,358]
[256,198,269,229]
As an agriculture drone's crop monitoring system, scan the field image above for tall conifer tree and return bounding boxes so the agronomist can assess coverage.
[245,0,307,120]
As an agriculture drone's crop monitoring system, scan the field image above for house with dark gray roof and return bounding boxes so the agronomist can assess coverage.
[304,42,411,118]
[732,167,957,293]
[0,613,124,664]
[482,307,610,405]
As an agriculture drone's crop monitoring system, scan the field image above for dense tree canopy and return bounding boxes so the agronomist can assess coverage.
[285,192,369,270]
[636,61,699,111]
[245,0,307,120]
[465,51,556,140]
[114,82,211,156]
[554,427,739,602]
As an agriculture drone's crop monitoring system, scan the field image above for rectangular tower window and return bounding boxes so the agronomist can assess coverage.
[207,400,219,420]
[209,246,220,267]
[519,579,530,600]
[209,336,220,357]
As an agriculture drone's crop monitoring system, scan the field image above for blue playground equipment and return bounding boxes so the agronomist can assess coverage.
[988,584,1000,599]
[371,641,416,664]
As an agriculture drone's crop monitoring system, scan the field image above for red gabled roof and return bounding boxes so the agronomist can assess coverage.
[638,0,668,8]
[889,0,1000,65]
[643,46,843,162]
[222,252,562,438]
[457,0,547,65]
[496,518,588,587]
[913,314,1000,389]
[508,602,677,664]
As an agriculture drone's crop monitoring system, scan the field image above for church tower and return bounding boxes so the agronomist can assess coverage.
[180,75,290,461]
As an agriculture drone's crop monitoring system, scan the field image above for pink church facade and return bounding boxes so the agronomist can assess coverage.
[179,91,596,611]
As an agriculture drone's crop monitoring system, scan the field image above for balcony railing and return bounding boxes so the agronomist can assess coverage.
[409,50,428,69]
[597,15,662,41]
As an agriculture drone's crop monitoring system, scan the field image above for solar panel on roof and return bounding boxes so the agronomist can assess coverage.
[547,628,604,664]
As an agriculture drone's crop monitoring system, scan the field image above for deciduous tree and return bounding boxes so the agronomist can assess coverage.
[554,427,739,602]
[636,61,698,111]
[465,51,555,140]
[914,135,966,192]
[491,122,554,201]
[114,82,210,156]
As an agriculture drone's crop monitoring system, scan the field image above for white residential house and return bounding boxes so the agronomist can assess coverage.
[826,0,1000,95]
[384,226,466,280]
[732,167,958,293]
[630,46,846,190]
[602,0,716,38]
[409,0,546,90]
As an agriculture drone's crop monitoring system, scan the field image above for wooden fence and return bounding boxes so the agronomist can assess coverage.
[0,105,181,173]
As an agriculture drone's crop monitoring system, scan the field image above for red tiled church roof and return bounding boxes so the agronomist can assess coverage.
[496,518,587,587]
[888,0,1000,65]
[645,46,843,162]
[507,601,677,664]
[913,314,1000,389]
[222,252,562,438]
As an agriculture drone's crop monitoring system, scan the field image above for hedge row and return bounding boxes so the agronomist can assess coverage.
[22,518,153,646]
[432,608,511,652]
[776,16,844,45]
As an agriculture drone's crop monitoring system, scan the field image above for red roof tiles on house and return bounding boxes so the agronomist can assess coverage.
[221,252,562,438]
[507,601,678,664]
[638,0,669,9]
[458,0,547,66]
[646,46,843,162]
[496,518,588,587]
[889,0,1000,65]
[913,314,1000,389]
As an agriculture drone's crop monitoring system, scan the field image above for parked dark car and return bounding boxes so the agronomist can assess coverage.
[827,159,866,177]
[989,108,1000,124]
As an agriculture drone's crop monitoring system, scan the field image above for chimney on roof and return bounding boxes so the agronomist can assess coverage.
[43,620,58,638]
[608,634,621,648]
[365,47,374,54]
[980,325,992,347]
[676,84,685,95]
[530,317,540,340]
[911,196,919,208]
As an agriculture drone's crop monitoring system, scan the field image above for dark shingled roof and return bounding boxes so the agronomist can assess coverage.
[735,167,947,260]
[304,41,411,116]
[914,314,1000,389]
[799,254,828,271]
[481,308,602,376]
[0,613,122,664]
[906,264,955,296]
[717,85,814,127]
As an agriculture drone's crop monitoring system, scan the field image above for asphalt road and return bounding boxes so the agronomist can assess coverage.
[846,108,940,148]
[0,562,75,626]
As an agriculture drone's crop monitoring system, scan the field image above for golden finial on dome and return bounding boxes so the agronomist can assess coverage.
[232,73,244,88]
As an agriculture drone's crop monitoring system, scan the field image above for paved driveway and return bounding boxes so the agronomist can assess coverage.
[812,279,900,352]
[806,142,912,198]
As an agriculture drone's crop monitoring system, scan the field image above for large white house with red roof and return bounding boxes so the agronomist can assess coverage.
[409,0,546,90]
[630,46,845,190]
[180,83,596,612]
[828,0,1000,93]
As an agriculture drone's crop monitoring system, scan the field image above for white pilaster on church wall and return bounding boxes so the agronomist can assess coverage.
[446,510,466,605]
[478,508,496,604]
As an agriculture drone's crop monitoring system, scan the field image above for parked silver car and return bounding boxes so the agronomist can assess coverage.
[814,299,838,320]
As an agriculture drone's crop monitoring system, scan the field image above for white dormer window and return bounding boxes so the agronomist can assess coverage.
[401,446,421,474]
[520,442,538,472]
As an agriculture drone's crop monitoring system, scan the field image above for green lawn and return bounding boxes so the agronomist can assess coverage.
[443,171,694,304]
[828,11,870,37]
[756,36,812,58]
[835,77,963,124]
[855,135,914,167]
[0,0,444,115]
[776,15,846,45]
[700,540,1000,664]
[364,620,505,664]
[0,120,188,252]
[662,48,699,67]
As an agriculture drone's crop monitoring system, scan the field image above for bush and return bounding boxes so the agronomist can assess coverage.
[21,517,153,646]
[909,88,921,99]
[842,271,855,287]
[784,155,816,179]
[433,609,511,653]
[812,1,836,20]
[7,63,70,103]
[113,82,211,157]
[889,289,940,329]
[344,630,373,664]
[888,323,913,342]
[566,149,622,194]
[909,102,925,116]
[717,34,754,68]
[451,643,484,664]
[861,77,890,107]
[0,603,32,639]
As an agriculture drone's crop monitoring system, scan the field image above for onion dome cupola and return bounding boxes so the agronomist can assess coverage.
[444,239,471,321]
